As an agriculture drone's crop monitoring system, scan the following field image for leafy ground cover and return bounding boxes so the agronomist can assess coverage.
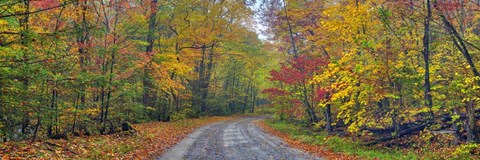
[259,119,419,160]
[0,116,238,159]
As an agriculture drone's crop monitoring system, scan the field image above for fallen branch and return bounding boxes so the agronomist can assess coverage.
[430,130,456,134]
[45,141,61,147]
[361,120,427,135]
[363,122,431,146]
[440,111,480,122]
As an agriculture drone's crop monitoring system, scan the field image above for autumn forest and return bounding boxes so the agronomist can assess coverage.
[1,0,480,159]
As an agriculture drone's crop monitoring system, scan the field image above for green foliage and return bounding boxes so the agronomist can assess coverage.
[171,108,198,122]
[452,143,480,159]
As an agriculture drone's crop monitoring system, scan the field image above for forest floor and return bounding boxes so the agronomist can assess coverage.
[159,115,319,160]
[0,116,238,159]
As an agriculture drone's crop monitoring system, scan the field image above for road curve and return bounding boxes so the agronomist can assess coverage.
[158,116,321,160]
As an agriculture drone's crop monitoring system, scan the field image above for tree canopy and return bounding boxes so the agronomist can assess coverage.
[1,0,480,158]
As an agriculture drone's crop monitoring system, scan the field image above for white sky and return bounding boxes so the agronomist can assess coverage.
[251,1,270,41]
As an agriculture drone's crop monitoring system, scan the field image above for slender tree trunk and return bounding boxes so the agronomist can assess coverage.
[32,118,41,141]
[172,91,179,112]
[466,101,477,142]
[422,0,434,119]
[103,51,115,133]
[251,87,256,113]
[394,86,403,134]
[75,0,89,134]
[99,56,108,130]
[21,114,29,134]
[282,0,298,57]
[452,108,461,144]
[146,0,157,54]
[199,48,208,113]
[302,84,318,123]
[228,71,236,113]
[243,81,251,113]
[199,45,215,113]
[72,94,79,134]
[325,103,332,133]
[224,75,230,109]
[19,0,31,139]
[100,83,105,124]
[142,0,158,108]
[48,81,57,137]
[440,15,480,78]
[103,4,119,134]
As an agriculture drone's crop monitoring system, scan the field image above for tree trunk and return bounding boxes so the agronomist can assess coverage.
[142,0,158,108]
[440,14,480,79]
[199,45,215,113]
[227,70,235,113]
[325,103,332,133]
[302,84,318,123]
[466,101,477,142]
[75,0,89,136]
[72,94,79,134]
[422,0,434,119]
[103,5,119,134]
[283,0,298,57]
[243,81,251,113]
[32,118,41,141]
[48,82,57,137]
[251,87,256,113]
[452,108,461,144]
[393,87,402,134]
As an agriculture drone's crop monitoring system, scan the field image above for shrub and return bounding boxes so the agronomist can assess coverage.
[170,108,198,121]
[452,143,479,159]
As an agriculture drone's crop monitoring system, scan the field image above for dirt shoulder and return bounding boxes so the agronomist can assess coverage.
[256,120,358,160]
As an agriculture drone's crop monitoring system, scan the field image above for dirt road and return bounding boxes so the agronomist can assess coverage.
[158,116,321,160]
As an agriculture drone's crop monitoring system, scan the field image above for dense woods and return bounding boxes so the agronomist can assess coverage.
[259,0,480,157]
[0,0,276,142]
[1,0,480,159]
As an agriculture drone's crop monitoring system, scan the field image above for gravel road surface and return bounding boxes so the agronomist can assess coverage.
[158,116,321,160]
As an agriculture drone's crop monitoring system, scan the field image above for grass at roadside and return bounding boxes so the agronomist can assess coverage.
[260,119,418,160]
[1,116,238,159]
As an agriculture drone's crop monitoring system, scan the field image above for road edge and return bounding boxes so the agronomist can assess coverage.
[255,119,357,160]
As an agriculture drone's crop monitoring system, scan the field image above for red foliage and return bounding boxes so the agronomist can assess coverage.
[434,1,462,11]
[314,87,332,102]
[315,87,327,101]
[269,55,328,85]
[31,0,61,9]
[289,99,303,108]
[285,99,304,118]
[262,87,289,99]
[387,0,414,7]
